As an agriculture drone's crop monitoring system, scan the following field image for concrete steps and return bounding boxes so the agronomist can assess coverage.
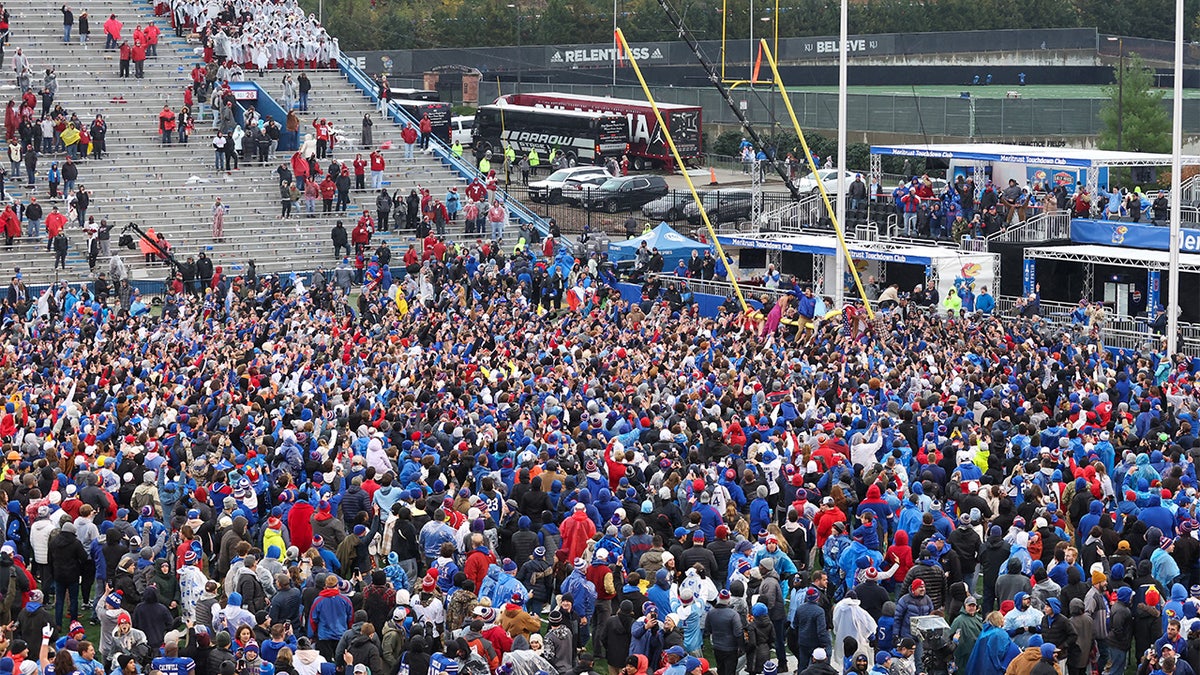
[1,0,524,287]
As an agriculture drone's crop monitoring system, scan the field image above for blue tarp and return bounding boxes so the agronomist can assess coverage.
[609,223,709,270]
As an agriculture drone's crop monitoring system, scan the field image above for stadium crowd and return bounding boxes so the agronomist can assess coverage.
[0,227,1195,675]
[0,7,1197,675]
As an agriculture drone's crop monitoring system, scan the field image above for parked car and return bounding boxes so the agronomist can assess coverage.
[450,116,474,146]
[684,189,756,225]
[642,191,709,221]
[561,174,611,206]
[528,166,612,204]
[793,168,859,195]
[582,175,670,213]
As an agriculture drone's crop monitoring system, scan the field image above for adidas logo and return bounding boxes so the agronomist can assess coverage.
[650,49,662,58]
[550,51,563,63]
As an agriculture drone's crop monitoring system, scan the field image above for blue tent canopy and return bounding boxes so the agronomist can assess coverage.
[608,222,709,269]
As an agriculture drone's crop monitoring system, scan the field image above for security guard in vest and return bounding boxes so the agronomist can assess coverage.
[527,147,541,175]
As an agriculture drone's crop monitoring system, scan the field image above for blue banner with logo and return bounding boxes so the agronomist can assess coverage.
[1070,219,1200,253]
[1147,269,1161,310]
[1022,258,1036,295]
[1027,167,1079,195]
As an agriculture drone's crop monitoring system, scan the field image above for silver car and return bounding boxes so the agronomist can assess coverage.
[527,166,612,204]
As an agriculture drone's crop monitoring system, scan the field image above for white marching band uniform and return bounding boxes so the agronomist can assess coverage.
[175,0,338,70]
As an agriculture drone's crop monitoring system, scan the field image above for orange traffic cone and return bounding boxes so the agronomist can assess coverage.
[709,167,718,186]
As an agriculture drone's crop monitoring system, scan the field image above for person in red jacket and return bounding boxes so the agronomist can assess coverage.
[131,39,146,78]
[287,496,315,552]
[118,41,131,78]
[814,498,847,547]
[400,123,417,160]
[190,64,205,99]
[351,217,371,253]
[1,205,18,249]
[5,101,17,143]
[103,13,122,50]
[158,104,175,145]
[465,177,486,204]
[477,606,513,658]
[290,150,310,189]
[319,175,336,213]
[418,113,432,150]
[357,210,375,238]
[559,502,596,561]
[369,150,385,190]
[314,119,331,158]
[144,22,158,57]
[603,442,629,491]
[463,534,496,592]
[45,208,67,246]
[352,153,366,190]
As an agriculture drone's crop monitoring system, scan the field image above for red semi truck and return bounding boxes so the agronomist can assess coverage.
[495,92,703,171]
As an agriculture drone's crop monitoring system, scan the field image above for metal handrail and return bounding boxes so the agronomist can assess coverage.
[994,295,1200,353]
[987,211,1072,243]
[959,236,988,252]
[334,48,556,242]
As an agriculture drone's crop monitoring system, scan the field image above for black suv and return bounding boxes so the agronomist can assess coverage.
[684,189,756,225]
[582,175,670,213]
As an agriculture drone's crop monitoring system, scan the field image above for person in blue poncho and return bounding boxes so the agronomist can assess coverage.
[967,616,1021,675]
[1152,539,1183,593]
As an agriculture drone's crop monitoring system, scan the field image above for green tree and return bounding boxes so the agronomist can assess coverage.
[1097,52,1170,154]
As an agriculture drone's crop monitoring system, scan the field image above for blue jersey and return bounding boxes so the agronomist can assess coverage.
[151,657,195,675]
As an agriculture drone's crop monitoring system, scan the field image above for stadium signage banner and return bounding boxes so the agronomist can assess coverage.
[870,147,954,160]
[1071,219,1200,254]
[871,145,1094,168]
[795,35,894,56]
[718,236,918,264]
[347,28,1102,76]
[548,45,667,65]
[1148,269,1161,310]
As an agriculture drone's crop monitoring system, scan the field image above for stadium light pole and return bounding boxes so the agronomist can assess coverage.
[507,4,521,91]
[1107,36,1124,151]
[749,0,754,84]
[1168,1,1183,353]
[833,0,847,307]
[613,0,618,87]
[758,3,776,59]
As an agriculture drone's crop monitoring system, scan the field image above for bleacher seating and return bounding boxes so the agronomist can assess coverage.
[2,0,513,286]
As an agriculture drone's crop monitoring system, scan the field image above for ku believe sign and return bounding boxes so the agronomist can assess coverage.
[799,36,889,57]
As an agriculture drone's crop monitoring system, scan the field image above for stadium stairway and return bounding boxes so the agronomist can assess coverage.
[1,0,531,288]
